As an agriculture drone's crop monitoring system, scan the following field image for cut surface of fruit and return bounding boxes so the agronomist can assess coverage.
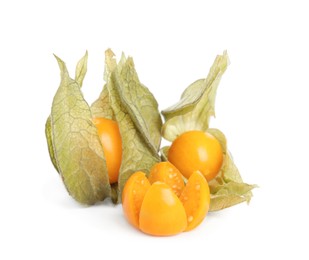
[180,171,210,231]
[122,171,151,229]
[139,182,187,236]
[148,162,185,197]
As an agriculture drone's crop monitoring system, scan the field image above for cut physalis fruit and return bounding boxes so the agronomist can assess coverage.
[180,171,210,231]
[148,162,185,197]
[122,167,210,236]
[122,171,151,229]
[139,182,187,236]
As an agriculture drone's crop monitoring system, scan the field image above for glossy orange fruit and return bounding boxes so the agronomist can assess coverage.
[148,162,185,197]
[122,171,151,229]
[180,171,210,231]
[168,130,223,181]
[93,117,122,184]
[139,182,187,236]
[122,168,211,236]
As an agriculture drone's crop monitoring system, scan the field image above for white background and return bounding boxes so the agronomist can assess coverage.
[1,0,308,259]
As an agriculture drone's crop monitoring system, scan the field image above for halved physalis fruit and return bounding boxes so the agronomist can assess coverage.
[139,182,187,236]
[180,171,210,231]
[148,162,185,196]
[122,171,151,229]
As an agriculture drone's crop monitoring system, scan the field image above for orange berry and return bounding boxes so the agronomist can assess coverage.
[168,130,223,181]
[93,117,122,184]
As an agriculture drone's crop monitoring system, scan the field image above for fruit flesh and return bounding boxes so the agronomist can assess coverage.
[148,162,185,197]
[180,171,210,231]
[122,171,151,229]
[139,182,187,236]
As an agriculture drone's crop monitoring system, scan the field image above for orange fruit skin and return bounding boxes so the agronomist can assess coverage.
[180,171,210,231]
[93,117,122,184]
[168,130,223,181]
[139,182,187,236]
[148,162,185,197]
[122,171,151,229]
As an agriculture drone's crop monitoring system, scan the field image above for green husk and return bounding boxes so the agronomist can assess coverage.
[75,51,88,87]
[45,51,89,174]
[102,50,161,202]
[161,51,229,142]
[45,116,59,172]
[47,54,111,204]
[207,129,256,211]
[114,56,162,154]
[91,49,115,120]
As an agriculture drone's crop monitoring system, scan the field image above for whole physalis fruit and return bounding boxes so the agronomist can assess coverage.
[93,117,122,184]
[148,161,185,197]
[168,130,223,181]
